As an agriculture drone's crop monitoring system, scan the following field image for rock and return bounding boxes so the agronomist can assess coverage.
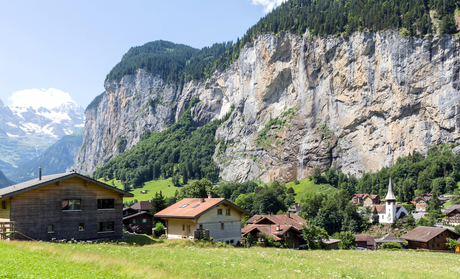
[76,31,460,183]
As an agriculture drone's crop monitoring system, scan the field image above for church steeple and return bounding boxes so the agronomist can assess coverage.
[385,178,396,201]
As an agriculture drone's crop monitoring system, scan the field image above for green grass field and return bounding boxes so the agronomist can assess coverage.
[1,238,459,278]
[285,177,338,202]
[103,178,181,203]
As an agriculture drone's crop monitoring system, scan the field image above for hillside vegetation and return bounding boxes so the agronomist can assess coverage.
[93,98,233,190]
[1,240,459,278]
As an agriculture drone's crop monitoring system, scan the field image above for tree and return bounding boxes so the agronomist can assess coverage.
[177,179,215,199]
[172,175,181,187]
[299,192,324,220]
[372,207,379,225]
[153,222,165,237]
[312,167,322,184]
[151,191,166,215]
[404,214,416,230]
[446,238,460,251]
[182,167,188,185]
[440,15,457,35]
[333,231,355,249]
[302,223,330,250]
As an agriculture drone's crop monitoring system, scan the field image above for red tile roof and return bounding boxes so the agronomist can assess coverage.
[242,224,301,241]
[246,214,306,230]
[154,198,250,219]
[400,226,460,242]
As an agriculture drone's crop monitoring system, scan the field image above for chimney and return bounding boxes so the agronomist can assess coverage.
[286,212,290,218]
[276,225,280,231]
[39,167,42,181]
[200,198,205,203]
[208,192,212,199]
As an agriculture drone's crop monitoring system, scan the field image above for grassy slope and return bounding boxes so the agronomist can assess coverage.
[102,178,181,203]
[1,240,459,278]
[285,177,339,202]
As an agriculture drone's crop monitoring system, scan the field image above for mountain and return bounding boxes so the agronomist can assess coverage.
[0,98,84,169]
[76,0,460,182]
[7,129,84,183]
[0,168,14,188]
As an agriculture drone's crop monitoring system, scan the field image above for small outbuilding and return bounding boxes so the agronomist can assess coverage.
[400,226,460,250]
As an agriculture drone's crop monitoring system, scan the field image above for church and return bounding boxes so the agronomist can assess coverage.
[370,178,408,224]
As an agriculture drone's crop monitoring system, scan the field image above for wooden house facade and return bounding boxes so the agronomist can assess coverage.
[400,226,460,250]
[0,172,132,241]
[123,211,153,235]
[446,205,460,226]
[363,195,380,207]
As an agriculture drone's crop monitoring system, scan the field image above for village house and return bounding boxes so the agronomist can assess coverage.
[369,179,408,224]
[242,213,306,249]
[412,196,429,211]
[130,201,152,212]
[446,205,460,226]
[0,171,132,241]
[154,194,250,244]
[287,203,302,215]
[354,234,378,250]
[351,194,366,205]
[363,194,380,207]
[123,211,154,235]
[400,226,460,250]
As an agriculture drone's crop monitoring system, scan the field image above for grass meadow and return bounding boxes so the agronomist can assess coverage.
[285,177,338,202]
[1,238,459,278]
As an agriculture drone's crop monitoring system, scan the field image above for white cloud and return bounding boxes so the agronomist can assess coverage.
[252,0,287,13]
[8,88,76,110]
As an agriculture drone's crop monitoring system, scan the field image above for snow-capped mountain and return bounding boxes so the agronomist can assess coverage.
[0,98,84,143]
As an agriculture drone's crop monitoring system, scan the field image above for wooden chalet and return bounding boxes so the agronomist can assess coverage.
[400,226,460,250]
[242,213,306,248]
[130,201,152,212]
[446,205,460,226]
[287,203,302,215]
[351,194,366,204]
[123,211,154,235]
[413,196,429,212]
[354,234,377,250]
[0,171,132,241]
[363,194,380,207]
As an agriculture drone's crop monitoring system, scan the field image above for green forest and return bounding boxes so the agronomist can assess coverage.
[101,0,459,95]
[92,97,233,189]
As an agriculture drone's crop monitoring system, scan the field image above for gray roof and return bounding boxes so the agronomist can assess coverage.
[0,172,133,198]
[374,234,404,243]
[123,211,153,220]
[385,178,396,201]
[446,205,460,215]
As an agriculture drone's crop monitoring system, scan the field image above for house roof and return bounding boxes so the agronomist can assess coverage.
[242,224,301,241]
[0,172,133,199]
[322,238,341,245]
[414,197,428,203]
[363,194,379,200]
[131,201,152,211]
[446,205,460,215]
[154,198,250,219]
[374,234,405,243]
[246,214,306,230]
[400,226,460,243]
[351,194,367,199]
[354,234,375,246]
[123,211,154,220]
[288,203,302,212]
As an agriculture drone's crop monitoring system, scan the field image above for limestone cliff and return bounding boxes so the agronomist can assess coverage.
[76,31,460,182]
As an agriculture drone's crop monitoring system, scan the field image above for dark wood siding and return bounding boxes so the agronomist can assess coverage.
[123,213,153,235]
[10,177,124,241]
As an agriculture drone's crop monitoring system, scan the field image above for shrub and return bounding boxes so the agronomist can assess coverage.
[382,242,401,249]
[154,222,165,237]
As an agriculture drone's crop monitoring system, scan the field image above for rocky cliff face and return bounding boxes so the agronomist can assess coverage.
[76,31,460,182]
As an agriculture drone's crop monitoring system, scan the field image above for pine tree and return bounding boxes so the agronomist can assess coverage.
[372,207,379,225]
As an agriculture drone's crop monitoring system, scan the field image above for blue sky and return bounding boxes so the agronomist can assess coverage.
[0,0,285,109]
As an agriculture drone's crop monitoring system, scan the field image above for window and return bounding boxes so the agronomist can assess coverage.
[1,201,6,210]
[132,219,137,224]
[97,199,114,209]
[180,204,189,208]
[79,223,85,231]
[230,239,234,244]
[199,224,203,230]
[437,243,440,248]
[287,233,290,237]
[182,224,185,231]
[192,204,200,208]
[98,222,114,232]
[62,199,81,211]
[47,225,54,233]
[221,223,225,230]
[226,209,231,216]
[142,219,147,223]
[217,209,222,215]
